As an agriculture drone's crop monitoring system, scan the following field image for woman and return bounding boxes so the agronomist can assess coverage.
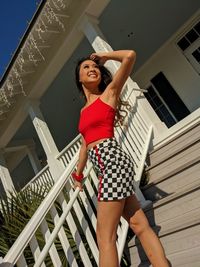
[72,50,169,267]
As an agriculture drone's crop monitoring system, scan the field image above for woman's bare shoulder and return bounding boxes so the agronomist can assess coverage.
[80,106,86,113]
[99,91,118,109]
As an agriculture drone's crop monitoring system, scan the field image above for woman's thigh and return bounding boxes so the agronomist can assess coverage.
[97,199,126,240]
[122,195,149,227]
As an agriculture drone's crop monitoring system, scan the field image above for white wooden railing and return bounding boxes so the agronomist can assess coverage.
[22,134,82,193]
[1,85,153,266]
[56,134,82,166]
[23,165,54,191]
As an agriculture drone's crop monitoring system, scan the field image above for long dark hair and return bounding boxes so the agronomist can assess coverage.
[75,57,131,126]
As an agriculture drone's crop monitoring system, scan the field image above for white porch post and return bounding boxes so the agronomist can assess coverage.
[26,100,64,181]
[0,149,15,195]
[79,15,119,71]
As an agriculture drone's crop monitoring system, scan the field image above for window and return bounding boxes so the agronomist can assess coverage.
[177,20,200,74]
[144,72,190,128]
[192,47,200,63]
[145,85,177,127]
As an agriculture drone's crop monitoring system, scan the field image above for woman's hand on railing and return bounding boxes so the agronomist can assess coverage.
[71,172,84,191]
[73,180,83,191]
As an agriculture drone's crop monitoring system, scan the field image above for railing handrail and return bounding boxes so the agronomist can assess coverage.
[128,86,147,93]
[135,125,153,181]
[21,134,81,192]
[56,134,81,160]
[3,152,79,264]
[33,163,93,267]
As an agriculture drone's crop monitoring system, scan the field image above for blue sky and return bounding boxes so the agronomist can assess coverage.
[0,0,42,79]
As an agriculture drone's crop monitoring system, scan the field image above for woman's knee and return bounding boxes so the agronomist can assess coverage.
[129,213,150,237]
[96,226,117,249]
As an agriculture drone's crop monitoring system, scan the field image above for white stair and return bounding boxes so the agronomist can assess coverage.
[128,121,200,267]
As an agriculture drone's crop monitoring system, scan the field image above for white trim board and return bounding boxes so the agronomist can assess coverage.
[153,107,200,149]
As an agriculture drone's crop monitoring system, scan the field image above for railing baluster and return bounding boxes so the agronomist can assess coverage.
[16,254,28,267]
[29,235,46,267]
[40,220,62,266]
[68,189,99,264]
[84,176,98,210]
[49,204,79,267]
[57,193,93,267]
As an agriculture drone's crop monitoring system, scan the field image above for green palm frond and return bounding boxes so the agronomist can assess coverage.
[0,182,81,266]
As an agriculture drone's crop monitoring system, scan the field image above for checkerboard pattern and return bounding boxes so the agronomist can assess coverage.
[88,137,135,201]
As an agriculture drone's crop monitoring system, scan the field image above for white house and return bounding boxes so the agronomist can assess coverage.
[0,0,200,266]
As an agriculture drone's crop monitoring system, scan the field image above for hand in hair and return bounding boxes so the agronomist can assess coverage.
[90,53,108,65]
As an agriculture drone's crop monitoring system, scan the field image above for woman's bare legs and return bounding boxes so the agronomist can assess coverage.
[123,194,169,267]
[96,199,125,267]
[96,194,169,267]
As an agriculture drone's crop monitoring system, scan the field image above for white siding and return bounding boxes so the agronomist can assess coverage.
[134,40,200,112]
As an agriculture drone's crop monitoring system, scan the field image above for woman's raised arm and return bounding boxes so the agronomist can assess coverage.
[90,50,136,98]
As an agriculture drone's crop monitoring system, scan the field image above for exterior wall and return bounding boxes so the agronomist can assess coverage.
[11,156,35,191]
[40,54,83,152]
[134,28,200,113]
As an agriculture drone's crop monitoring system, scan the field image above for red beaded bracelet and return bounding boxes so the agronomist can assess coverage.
[71,172,84,182]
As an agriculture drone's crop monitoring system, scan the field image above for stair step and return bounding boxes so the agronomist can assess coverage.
[135,246,200,267]
[146,141,200,182]
[167,246,200,267]
[143,159,200,201]
[149,122,200,166]
[128,223,200,266]
[145,184,200,236]
[128,122,200,266]
[128,183,200,266]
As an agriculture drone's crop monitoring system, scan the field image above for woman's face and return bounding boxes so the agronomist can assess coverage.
[79,60,101,88]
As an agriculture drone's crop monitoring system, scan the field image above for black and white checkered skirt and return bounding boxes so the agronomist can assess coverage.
[88,137,135,201]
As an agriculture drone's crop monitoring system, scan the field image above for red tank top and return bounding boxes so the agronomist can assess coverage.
[78,97,116,146]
